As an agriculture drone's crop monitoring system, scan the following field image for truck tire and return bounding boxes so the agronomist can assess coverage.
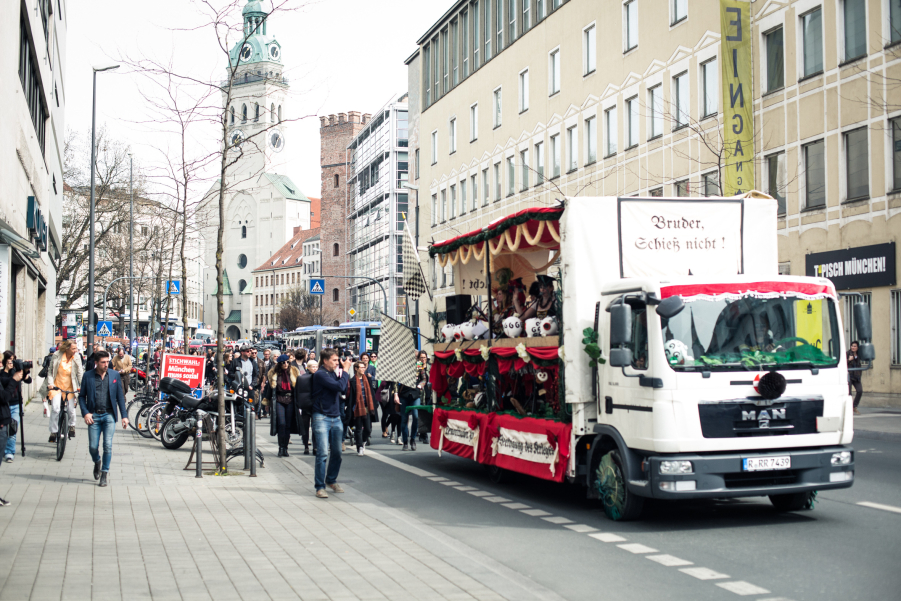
[769,491,816,512]
[484,465,507,484]
[597,450,644,521]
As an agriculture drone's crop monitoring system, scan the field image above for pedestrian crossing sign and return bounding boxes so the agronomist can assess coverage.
[309,279,325,295]
[97,321,113,337]
[165,280,181,295]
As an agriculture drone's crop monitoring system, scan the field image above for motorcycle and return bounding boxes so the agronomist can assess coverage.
[158,376,247,450]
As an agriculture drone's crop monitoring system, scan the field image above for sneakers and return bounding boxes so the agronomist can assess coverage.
[327,483,344,493]
[357,447,365,456]
[316,489,329,499]
[0,497,10,507]
[93,461,102,480]
[99,472,108,487]
[410,439,417,451]
[68,428,76,439]
[402,443,408,451]
[4,455,13,463]
[48,433,57,443]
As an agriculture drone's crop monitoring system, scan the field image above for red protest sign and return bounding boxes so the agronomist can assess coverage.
[160,354,205,389]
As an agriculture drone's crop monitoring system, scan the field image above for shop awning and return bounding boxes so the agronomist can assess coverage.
[429,206,563,267]
[224,310,242,324]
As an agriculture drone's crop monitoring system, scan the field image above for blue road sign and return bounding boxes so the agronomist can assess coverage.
[191,388,203,400]
[309,279,325,295]
[96,321,114,337]
[165,280,181,295]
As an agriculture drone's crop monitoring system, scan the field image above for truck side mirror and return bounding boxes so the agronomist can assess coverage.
[610,304,633,346]
[656,295,684,319]
[858,342,875,361]
[853,302,872,341]
[609,347,633,367]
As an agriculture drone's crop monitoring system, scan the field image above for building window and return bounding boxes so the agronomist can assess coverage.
[424,44,431,105]
[765,26,784,92]
[334,174,339,188]
[549,49,560,95]
[449,118,457,153]
[585,117,597,164]
[254,103,260,122]
[332,288,339,302]
[891,290,901,365]
[648,86,663,138]
[442,28,449,93]
[845,127,869,201]
[433,35,440,99]
[674,72,689,128]
[493,87,502,127]
[537,0,545,20]
[507,156,515,195]
[508,0,516,42]
[242,104,247,122]
[333,242,340,257]
[452,18,459,86]
[584,24,596,75]
[230,106,235,124]
[843,0,866,62]
[494,162,501,200]
[431,130,438,164]
[472,4,479,70]
[441,189,447,222]
[431,194,438,225]
[703,171,719,197]
[605,107,617,156]
[449,185,457,219]
[242,225,247,239]
[675,179,690,197]
[801,9,823,78]
[804,139,826,208]
[522,0,530,32]
[238,254,247,269]
[649,187,663,197]
[566,126,577,172]
[484,0,492,60]
[844,292,872,343]
[270,103,276,123]
[482,168,490,206]
[520,149,529,190]
[551,134,560,177]
[535,141,545,184]
[415,148,420,179]
[18,14,48,155]
[278,106,282,122]
[766,152,787,215]
[624,0,638,51]
[672,0,687,24]
[702,58,718,117]
[892,118,901,191]
[470,103,478,141]
[496,0,504,52]
[892,0,901,44]
[627,96,639,148]
[471,174,478,211]
[460,179,468,215]
[519,69,529,112]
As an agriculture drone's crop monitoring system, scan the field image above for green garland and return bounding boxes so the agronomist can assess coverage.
[429,208,563,257]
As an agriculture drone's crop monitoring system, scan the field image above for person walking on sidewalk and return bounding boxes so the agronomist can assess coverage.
[848,341,863,415]
[111,347,132,396]
[311,349,351,498]
[77,351,128,487]
[347,361,376,456]
[268,354,302,457]
[296,360,315,455]
[39,340,83,443]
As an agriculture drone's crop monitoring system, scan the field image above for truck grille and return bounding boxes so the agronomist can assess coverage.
[697,397,824,438]
[723,469,799,489]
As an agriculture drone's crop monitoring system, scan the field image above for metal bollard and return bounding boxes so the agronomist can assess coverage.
[249,402,257,477]
[243,402,251,471]
[195,410,203,478]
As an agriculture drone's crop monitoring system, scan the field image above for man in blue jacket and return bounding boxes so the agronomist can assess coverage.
[311,348,352,498]
[77,351,128,487]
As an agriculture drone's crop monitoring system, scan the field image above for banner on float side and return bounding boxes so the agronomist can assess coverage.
[721,0,754,195]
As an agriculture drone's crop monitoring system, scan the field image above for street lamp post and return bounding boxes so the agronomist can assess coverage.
[87,63,120,348]
[129,154,134,345]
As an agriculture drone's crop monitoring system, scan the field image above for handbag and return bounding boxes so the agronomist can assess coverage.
[8,419,17,437]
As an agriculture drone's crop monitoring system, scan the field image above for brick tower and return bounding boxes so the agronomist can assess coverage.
[319,111,367,325]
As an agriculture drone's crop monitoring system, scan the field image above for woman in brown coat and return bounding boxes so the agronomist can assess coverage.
[268,354,302,457]
[347,361,376,456]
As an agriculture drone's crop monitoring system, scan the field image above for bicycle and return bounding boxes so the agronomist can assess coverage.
[47,386,77,461]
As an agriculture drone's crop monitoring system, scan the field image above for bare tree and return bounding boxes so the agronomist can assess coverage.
[277,285,341,331]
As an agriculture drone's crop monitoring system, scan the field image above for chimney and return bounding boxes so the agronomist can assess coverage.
[338,112,347,123]
[348,111,361,124]
[328,114,337,126]
[362,113,371,124]
[319,116,328,128]
[293,226,301,235]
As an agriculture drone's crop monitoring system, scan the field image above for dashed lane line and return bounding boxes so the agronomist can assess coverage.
[440,480,462,486]
[542,516,574,525]
[521,509,553,517]
[454,486,478,491]
[679,567,730,580]
[716,581,772,596]
[484,496,511,503]
[564,524,598,533]
[857,501,901,514]
[618,543,659,554]
[467,490,493,497]
[501,502,531,510]
[646,555,693,567]
[589,533,627,543]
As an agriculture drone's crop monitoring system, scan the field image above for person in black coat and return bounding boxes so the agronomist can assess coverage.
[296,361,315,454]
[0,362,24,505]
[268,355,303,457]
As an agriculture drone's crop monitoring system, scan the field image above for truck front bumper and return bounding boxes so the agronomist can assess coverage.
[635,446,854,500]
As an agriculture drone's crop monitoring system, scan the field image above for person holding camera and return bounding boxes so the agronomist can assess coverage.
[39,340,83,443]
[0,361,25,505]
[310,349,352,498]
[1,353,31,463]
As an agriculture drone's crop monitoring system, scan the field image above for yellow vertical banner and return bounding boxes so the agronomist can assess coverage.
[720,0,754,196]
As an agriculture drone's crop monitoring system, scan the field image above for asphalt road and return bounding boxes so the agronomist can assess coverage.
[294,429,901,601]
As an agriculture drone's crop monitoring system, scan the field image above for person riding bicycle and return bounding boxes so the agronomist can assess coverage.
[111,347,132,396]
[38,340,83,443]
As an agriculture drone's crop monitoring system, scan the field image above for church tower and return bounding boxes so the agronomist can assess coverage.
[224,0,289,181]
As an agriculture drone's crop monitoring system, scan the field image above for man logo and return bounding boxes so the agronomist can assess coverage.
[741,409,787,421]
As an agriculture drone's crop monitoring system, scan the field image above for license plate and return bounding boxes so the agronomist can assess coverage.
[742,456,791,471]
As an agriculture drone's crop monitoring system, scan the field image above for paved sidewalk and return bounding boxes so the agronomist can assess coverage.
[0,405,563,601]
[853,407,901,441]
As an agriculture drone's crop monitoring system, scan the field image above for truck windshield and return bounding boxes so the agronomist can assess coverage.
[660,295,841,371]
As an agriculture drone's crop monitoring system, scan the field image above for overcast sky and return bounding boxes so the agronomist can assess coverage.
[65,0,439,200]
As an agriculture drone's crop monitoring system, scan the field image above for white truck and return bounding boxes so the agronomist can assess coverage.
[429,194,870,520]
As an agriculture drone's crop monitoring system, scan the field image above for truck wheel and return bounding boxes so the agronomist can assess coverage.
[485,465,507,484]
[596,450,644,521]
[769,491,816,512]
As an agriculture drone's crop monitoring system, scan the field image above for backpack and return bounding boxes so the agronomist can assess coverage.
[38,355,51,379]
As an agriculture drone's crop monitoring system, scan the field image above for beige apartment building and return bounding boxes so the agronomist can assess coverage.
[408,0,901,397]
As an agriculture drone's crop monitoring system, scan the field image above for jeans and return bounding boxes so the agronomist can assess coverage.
[850,380,863,408]
[312,414,343,490]
[275,401,295,448]
[400,397,419,444]
[5,404,19,457]
[49,392,76,433]
[88,413,116,473]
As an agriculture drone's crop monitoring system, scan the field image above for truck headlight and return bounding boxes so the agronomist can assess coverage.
[659,460,693,475]
[831,451,852,465]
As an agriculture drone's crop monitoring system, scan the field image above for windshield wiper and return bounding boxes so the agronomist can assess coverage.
[754,361,830,374]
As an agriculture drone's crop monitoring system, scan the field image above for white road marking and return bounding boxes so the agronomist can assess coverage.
[716,581,771,596]
[365,450,435,477]
[484,496,511,503]
[680,567,730,580]
[542,516,574,524]
[428,476,448,481]
[857,501,901,514]
[646,554,693,567]
[468,491,492,497]
[521,509,552,517]
[589,533,627,543]
[564,524,597,533]
[454,486,478,491]
[440,480,462,486]
[618,543,658,554]
[501,502,531,510]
